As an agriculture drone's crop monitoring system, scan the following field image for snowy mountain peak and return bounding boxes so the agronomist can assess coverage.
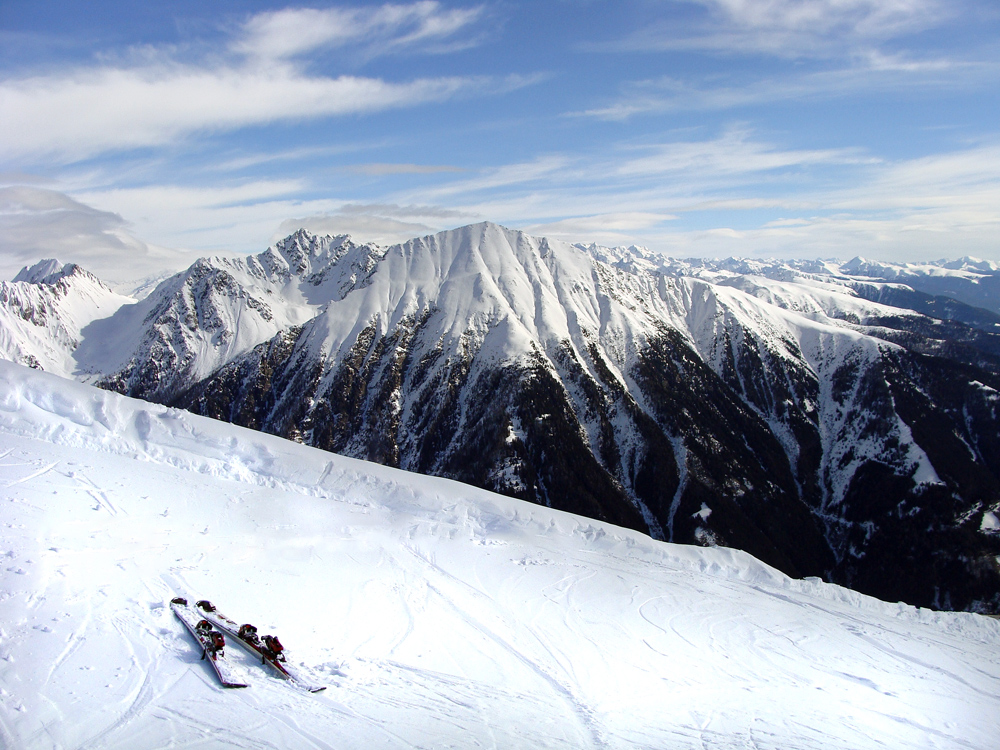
[0,260,134,377]
[13,258,66,284]
[271,228,354,277]
[341,220,611,358]
[840,255,886,275]
[940,256,1000,273]
[12,258,114,295]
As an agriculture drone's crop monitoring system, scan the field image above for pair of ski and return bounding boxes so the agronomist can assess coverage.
[171,597,324,692]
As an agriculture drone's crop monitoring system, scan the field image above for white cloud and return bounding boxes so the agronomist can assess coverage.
[277,203,475,245]
[9,133,1000,287]
[398,130,870,224]
[0,179,480,278]
[524,212,678,247]
[652,211,1000,262]
[75,179,307,216]
[703,0,941,37]
[347,163,465,176]
[576,56,989,120]
[0,66,477,163]
[383,135,1000,261]
[416,156,576,200]
[235,2,485,60]
[210,145,376,173]
[655,142,1000,260]
[464,131,875,212]
[70,180,333,255]
[64,184,476,262]
[615,0,950,58]
[0,186,177,283]
[0,184,468,284]
[615,129,870,177]
[0,3,501,164]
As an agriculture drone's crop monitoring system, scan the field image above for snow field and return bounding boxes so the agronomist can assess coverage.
[0,361,998,749]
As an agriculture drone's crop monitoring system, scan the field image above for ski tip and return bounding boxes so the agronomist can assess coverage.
[308,686,327,693]
[171,596,188,606]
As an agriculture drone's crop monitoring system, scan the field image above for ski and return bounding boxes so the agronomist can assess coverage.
[171,597,249,688]
[195,600,326,692]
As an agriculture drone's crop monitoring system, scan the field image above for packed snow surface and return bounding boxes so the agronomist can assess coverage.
[0,361,998,749]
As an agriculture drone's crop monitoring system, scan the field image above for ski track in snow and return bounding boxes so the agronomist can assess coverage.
[4,460,58,488]
[0,361,998,748]
[400,543,606,748]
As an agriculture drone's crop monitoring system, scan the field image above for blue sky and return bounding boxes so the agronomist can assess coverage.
[1,0,999,281]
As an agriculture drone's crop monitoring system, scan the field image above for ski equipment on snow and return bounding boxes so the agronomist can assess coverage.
[194,600,325,692]
[171,597,248,688]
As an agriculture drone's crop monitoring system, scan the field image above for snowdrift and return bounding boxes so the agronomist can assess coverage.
[0,360,997,749]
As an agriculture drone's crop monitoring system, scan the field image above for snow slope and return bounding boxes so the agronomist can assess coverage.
[0,261,134,378]
[0,360,998,749]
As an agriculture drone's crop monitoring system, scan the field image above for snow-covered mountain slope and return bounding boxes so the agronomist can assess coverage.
[715,253,1000,319]
[2,223,1000,614]
[0,260,134,377]
[1,360,998,750]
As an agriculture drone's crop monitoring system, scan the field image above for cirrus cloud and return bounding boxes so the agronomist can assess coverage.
[0,2,498,164]
[0,66,476,162]
[613,0,951,58]
[235,2,486,60]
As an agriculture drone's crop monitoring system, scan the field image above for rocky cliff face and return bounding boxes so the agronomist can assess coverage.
[5,223,1000,611]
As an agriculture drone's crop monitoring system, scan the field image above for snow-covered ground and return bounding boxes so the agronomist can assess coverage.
[0,360,998,750]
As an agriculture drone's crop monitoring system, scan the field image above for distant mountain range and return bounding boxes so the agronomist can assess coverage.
[3,222,999,612]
